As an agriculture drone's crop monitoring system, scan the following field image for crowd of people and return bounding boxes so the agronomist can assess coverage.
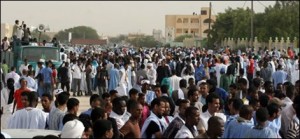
[1,21,300,138]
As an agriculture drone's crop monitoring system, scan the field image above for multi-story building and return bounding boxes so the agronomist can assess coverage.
[1,23,14,41]
[165,7,216,43]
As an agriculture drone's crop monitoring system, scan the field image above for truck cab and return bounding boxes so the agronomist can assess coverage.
[16,45,62,74]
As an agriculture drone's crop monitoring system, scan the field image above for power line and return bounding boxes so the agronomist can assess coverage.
[242,1,247,9]
[257,1,267,8]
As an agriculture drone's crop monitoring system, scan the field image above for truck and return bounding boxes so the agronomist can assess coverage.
[16,44,62,74]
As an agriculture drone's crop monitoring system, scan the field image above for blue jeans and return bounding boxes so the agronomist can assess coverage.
[43,83,52,95]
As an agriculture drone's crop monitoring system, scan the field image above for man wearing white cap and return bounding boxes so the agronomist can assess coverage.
[146,62,157,86]
[141,79,156,106]
[61,119,85,138]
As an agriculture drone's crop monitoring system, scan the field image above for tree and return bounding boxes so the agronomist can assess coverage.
[54,26,100,43]
[210,1,299,45]
[126,36,161,48]
[174,34,193,42]
[109,34,127,43]
[31,29,51,42]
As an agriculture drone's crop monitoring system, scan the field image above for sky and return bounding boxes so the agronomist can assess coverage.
[1,1,276,37]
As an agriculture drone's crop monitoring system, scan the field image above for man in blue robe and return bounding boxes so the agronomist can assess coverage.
[108,64,120,91]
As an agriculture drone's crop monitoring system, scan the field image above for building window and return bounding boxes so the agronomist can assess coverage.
[191,19,199,23]
[201,10,207,15]
[183,18,189,23]
[177,18,182,23]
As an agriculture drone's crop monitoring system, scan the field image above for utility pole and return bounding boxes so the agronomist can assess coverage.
[208,2,212,47]
[250,0,254,50]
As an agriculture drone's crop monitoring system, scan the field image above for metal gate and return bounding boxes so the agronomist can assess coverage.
[1,51,14,68]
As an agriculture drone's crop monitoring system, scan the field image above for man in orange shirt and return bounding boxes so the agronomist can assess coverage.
[13,78,30,113]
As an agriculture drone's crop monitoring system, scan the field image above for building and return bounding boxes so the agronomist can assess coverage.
[165,7,216,43]
[1,23,14,41]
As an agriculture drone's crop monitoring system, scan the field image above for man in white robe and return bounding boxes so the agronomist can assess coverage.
[141,98,166,138]
[146,62,157,86]
[8,91,47,129]
[116,65,128,97]
[19,59,29,76]
[175,107,200,138]
[109,97,130,129]
[169,70,182,91]
[5,67,20,88]
[1,78,15,129]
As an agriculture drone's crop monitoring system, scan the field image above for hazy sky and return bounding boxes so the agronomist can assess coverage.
[1,1,276,37]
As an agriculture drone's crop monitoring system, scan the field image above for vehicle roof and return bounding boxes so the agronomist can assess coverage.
[1,129,61,138]
[21,46,59,49]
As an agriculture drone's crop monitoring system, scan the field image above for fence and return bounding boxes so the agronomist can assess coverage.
[221,37,299,54]
[1,51,14,68]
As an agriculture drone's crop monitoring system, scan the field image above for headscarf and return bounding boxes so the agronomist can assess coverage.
[161,77,173,96]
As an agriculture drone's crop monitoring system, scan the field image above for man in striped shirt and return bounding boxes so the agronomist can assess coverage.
[286,95,300,138]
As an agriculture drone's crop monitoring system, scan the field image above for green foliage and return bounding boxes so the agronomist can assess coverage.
[174,34,193,42]
[54,26,100,43]
[210,1,299,45]
[164,43,171,48]
[31,29,51,42]
[126,36,161,48]
[109,34,127,43]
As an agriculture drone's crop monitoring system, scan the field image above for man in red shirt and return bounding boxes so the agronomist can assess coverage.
[13,78,30,112]
[287,47,294,59]
[247,55,255,86]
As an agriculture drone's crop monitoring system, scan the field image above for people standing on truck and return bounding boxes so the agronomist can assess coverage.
[12,20,23,40]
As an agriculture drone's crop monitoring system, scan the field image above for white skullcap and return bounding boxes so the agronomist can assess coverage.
[39,59,45,62]
[147,62,153,67]
[109,52,114,56]
[197,80,207,86]
[144,59,149,66]
[61,119,85,138]
[53,88,64,96]
[141,80,150,85]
